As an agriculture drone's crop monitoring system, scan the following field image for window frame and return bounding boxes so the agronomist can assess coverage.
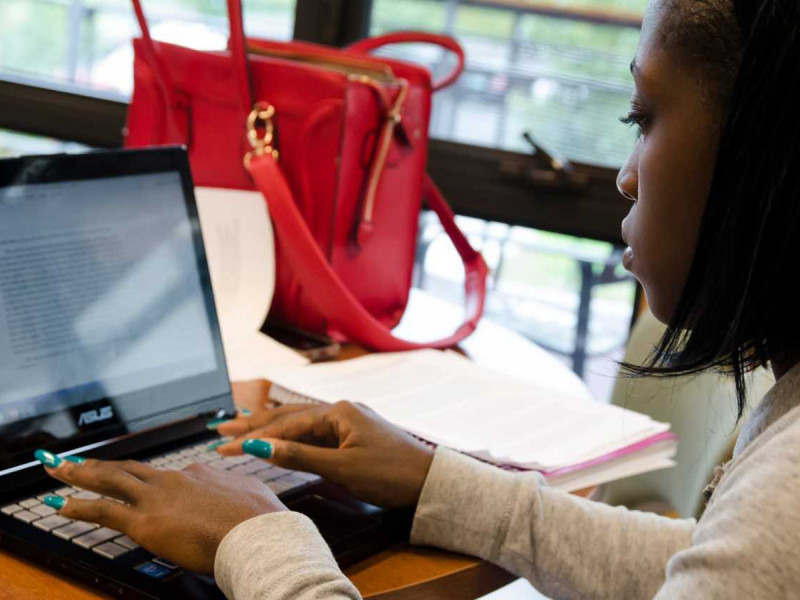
[0,0,645,326]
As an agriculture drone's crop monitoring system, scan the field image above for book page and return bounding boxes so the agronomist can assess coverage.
[268,350,672,470]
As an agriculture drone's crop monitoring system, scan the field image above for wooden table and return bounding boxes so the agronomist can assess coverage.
[0,307,593,599]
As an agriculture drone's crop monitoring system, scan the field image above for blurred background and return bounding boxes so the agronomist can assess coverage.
[0,0,649,401]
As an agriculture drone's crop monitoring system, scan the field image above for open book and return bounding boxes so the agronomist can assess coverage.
[194,188,676,492]
[268,350,677,492]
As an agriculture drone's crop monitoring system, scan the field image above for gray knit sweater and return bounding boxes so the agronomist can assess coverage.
[214,362,800,599]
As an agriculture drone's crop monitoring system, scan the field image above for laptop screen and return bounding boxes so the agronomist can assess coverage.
[0,149,232,476]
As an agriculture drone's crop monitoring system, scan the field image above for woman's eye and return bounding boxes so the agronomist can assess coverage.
[619,110,650,138]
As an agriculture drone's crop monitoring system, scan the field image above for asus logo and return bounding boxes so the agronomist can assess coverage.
[78,406,114,427]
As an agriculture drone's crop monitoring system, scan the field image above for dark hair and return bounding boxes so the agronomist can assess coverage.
[624,0,800,419]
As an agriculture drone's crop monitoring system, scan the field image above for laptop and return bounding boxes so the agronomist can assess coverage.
[0,147,409,599]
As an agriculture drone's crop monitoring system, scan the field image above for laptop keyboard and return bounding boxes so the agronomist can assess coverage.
[1,439,320,565]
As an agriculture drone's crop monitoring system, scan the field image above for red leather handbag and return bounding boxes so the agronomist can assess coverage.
[125,0,488,351]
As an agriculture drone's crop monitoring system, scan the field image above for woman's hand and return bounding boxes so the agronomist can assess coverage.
[215,401,435,509]
[43,458,286,574]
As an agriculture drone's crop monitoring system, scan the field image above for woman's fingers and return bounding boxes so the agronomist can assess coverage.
[216,406,337,455]
[46,459,149,504]
[217,405,331,455]
[252,437,344,481]
[216,403,314,437]
[57,496,139,532]
[231,379,271,412]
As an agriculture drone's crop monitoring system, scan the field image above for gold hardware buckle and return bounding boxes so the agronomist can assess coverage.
[244,101,279,168]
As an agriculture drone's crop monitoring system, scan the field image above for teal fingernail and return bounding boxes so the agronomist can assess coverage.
[238,408,252,416]
[43,495,66,510]
[206,418,231,430]
[207,440,225,451]
[65,455,86,464]
[242,439,272,459]
[34,449,63,469]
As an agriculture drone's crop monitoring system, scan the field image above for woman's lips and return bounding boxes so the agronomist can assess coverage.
[622,246,635,270]
[620,211,634,270]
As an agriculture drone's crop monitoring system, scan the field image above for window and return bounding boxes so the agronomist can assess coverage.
[413,214,636,400]
[0,129,87,157]
[0,0,296,96]
[371,0,645,167]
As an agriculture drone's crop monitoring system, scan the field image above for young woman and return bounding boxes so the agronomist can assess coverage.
[37,0,800,597]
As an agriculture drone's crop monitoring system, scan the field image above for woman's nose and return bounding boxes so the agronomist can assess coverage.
[616,167,638,203]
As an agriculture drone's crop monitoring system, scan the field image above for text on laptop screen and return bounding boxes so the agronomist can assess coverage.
[0,168,231,469]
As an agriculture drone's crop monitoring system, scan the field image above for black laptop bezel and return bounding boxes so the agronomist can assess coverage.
[0,147,234,493]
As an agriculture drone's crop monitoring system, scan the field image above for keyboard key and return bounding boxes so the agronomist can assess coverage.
[256,467,291,482]
[13,510,40,523]
[114,535,140,550]
[73,527,121,549]
[1,504,23,516]
[53,521,98,540]
[30,504,57,517]
[232,462,268,476]
[282,474,310,488]
[37,494,51,502]
[292,471,322,483]
[192,453,216,463]
[72,490,101,500]
[20,499,40,509]
[93,542,130,559]
[135,561,173,580]
[33,515,72,532]
[55,487,76,497]
[219,455,251,469]
[267,478,295,494]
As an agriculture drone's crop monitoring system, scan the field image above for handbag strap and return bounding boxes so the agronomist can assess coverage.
[130,0,184,140]
[131,0,254,121]
[225,0,256,117]
[348,32,466,92]
[247,152,488,351]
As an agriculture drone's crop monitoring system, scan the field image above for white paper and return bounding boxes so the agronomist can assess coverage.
[195,187,308,381]
[395,290,593,402]
[268,349,674,472]
[195,187,275,336]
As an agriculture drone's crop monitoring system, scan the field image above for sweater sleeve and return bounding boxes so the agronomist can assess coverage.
[411,447,695,599]
[651,410,800,599]
[214,511,362,600]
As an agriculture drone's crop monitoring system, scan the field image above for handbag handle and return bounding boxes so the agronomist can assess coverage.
[225,0,256,116]
[348,32,466,92]
[247,153,488,351]
[131,0,254,120]
[130,0,185,140]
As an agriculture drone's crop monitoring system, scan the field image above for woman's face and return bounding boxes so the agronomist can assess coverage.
[617,0,725,324]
